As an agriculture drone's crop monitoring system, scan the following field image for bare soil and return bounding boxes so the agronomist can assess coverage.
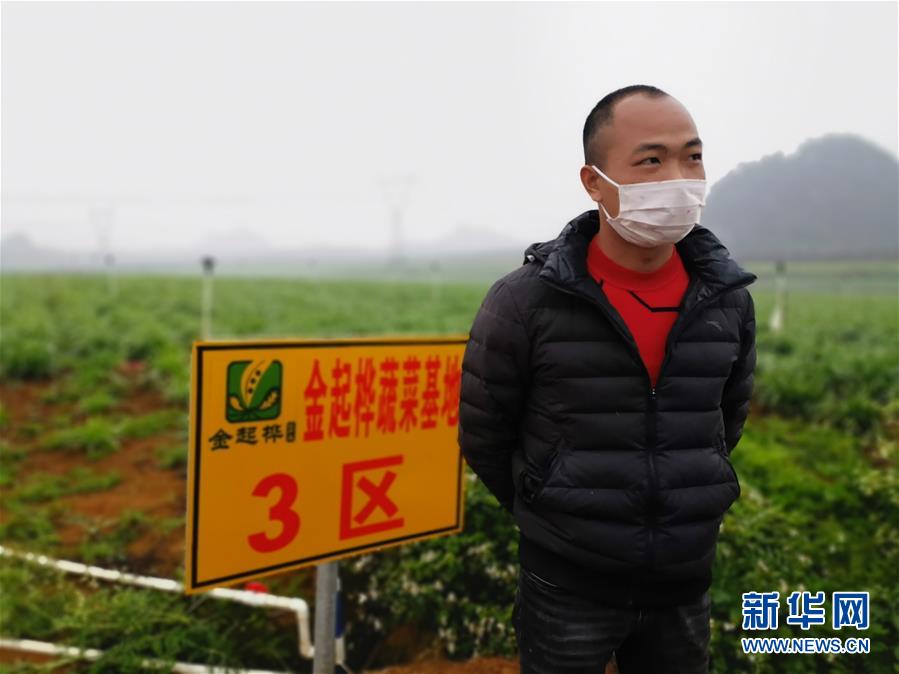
[0,372,620,674]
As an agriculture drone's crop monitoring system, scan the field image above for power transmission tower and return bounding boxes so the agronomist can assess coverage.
[378,175,415,272]
[89,203,117,295]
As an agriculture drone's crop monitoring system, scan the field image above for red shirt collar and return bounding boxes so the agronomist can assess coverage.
[587,234,683,291]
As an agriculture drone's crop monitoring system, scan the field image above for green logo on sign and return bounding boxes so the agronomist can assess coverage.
[226,360,282,422]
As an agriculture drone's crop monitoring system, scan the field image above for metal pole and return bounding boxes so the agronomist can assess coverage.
[335,570,350,671]
[312,560,338,673]
[201,256,215,340]
[770,258,786,334]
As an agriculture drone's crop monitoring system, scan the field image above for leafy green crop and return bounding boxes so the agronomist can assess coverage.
[0,268,896,672]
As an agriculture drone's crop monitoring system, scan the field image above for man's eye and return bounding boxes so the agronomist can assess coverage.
[691,153,703,161]
[639,157,660,165]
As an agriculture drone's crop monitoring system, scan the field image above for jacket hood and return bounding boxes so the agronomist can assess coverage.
[523,209,757,291]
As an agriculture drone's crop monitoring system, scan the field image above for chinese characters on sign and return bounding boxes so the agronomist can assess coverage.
[206,353,460,452]
[185,337,468,594]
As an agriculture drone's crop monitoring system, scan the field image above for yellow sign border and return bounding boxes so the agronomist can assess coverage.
[185,334,469,594]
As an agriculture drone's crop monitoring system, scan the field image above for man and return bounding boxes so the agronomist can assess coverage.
[457,84,758,674]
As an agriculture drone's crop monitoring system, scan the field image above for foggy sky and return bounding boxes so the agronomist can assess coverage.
[2,0,897,254]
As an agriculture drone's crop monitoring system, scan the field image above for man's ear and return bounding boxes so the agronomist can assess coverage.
[580,165,605,205]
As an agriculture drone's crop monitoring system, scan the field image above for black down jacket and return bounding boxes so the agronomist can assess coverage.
[458,208,758,608]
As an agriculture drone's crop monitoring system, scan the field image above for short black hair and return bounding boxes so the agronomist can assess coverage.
[583,85,670,170]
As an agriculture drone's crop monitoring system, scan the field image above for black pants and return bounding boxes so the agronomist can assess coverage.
[513,565,711,673]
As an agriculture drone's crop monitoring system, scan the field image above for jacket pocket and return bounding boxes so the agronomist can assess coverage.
[716,432,741,497]
[715,430,727,456]
[517,435,562,505]
[519,470,540,504]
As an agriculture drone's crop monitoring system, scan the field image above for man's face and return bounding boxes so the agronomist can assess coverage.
[582,94,706,219]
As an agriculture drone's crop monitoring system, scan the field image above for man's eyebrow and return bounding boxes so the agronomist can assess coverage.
[630,137,703,156]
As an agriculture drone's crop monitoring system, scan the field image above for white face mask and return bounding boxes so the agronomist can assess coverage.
[590,165,707,248]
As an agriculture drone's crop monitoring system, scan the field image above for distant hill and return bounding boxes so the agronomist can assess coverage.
[0,232,101,271]
[704,133,898,261]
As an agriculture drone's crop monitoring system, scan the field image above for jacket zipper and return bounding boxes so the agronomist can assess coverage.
[647,386,657,567]
[540,272,754,567]
[642,275,702,567]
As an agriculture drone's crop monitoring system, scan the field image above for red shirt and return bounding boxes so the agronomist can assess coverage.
[585,235,690,388]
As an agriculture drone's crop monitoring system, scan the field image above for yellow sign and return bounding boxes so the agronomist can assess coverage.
[185,335,468,594]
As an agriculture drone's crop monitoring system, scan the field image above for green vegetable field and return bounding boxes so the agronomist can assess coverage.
[0,264,896,673]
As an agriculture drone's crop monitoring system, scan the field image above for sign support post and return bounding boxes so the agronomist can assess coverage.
[313,560,338,673]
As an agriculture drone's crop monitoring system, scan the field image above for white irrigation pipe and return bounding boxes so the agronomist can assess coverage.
[0,545,314,660]
[0,637,288,674]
